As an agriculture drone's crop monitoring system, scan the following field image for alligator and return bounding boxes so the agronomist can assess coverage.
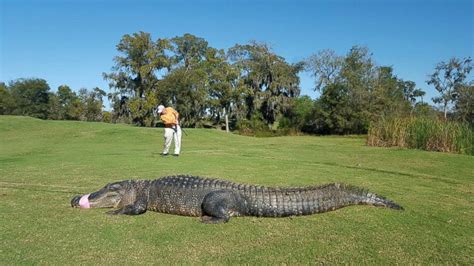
[71,175,403,223]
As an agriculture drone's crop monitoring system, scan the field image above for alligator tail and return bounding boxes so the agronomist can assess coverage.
[242,183,403,217]
[346,185,404,212]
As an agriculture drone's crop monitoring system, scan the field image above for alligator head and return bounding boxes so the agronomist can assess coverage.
[71,180,132,209]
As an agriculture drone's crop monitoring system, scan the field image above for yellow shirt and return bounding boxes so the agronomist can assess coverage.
[160,107,179,126]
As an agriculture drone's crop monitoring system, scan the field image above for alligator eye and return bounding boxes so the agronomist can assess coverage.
[109,184,122,191]
[105,183,122,191]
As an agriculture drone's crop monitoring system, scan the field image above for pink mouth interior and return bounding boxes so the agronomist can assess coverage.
[79,194,90,208]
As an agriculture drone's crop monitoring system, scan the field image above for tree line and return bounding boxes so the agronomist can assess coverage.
[1,32,472,134]
[0,79,108,122]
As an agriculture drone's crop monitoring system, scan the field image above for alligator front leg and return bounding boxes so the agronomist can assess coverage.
[200,190,243,224]
[106,203,147,215]
[106,196,148,215]
[106,186,149,215]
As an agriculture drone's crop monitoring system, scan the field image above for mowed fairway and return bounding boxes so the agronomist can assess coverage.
[0,116,472,264]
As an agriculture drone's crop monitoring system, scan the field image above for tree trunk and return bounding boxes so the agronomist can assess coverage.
[225,114,229,133]
[224,107,229,133]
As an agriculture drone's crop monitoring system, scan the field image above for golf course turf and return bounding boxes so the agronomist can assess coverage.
[0,116,472,264]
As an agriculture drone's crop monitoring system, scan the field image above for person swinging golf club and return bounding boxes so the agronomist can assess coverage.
[157,105,182,156]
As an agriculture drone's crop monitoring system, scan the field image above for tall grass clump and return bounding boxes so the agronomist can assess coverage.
[368,117,473,155]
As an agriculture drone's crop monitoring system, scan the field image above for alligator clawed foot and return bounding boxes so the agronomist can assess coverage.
[106,209,121,215]
[201,215,229,224]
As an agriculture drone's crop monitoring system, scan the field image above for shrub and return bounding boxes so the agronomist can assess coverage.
[368,117,473,155]
[236,114,268,136]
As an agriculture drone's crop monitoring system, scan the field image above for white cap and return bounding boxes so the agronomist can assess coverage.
[157,105,165,114]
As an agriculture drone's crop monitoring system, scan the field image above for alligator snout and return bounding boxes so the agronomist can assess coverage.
[71,195,81,207]
[71,194,90,208]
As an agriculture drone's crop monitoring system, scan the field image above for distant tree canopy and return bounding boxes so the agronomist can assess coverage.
[8,78,50,119]
[427,57,473,119]
[0,79,105,122]
[2,32,472,134]
[454,82,474,124]
[103,32,170,126]
[104,33,302,129]
[302,46,426,134]
[228,42,303,128]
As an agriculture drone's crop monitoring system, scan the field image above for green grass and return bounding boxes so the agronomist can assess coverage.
[0,115,473,264]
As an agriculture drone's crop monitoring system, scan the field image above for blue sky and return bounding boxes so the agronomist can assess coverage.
[1,0,473,108]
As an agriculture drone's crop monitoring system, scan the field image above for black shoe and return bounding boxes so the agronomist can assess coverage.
[160,153,169,156]
[173,154,179,157]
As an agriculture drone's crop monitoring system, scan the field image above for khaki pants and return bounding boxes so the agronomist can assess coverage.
[163,125,182,155]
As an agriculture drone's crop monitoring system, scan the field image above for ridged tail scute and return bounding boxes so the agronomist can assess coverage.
[242,183,404,217]
[324,183,404,211]
[363,191,404,210]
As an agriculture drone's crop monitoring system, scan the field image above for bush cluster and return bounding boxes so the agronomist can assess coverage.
[367,117,473,155]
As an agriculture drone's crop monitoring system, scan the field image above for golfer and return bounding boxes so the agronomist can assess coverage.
[157,105,182,156]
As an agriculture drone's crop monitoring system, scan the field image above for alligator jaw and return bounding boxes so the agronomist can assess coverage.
[71,194,90,208]
[71,195,81,208]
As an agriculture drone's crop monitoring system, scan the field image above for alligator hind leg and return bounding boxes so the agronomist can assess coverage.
[201,190,240,224]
